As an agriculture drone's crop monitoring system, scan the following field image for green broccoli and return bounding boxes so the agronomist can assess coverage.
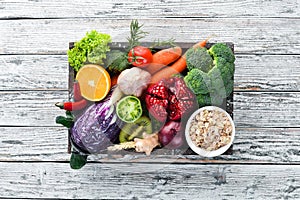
[210,91,225,106]
[209,58,234,89]
[208,67,226,98]
[185,47,213,73]
[196,92,224,107]
[215,57,235,75]
[184,43,235,107]
[208,43,235,98]
[224,78,234,97]
[184,69,211,95]
[208,43,235,63]
[196,94,211,107]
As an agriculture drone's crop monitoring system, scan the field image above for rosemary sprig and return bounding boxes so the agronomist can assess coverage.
[127,19,148,49]
[149,38,177,49]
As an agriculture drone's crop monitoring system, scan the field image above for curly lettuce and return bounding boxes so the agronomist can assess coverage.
[68,30,111,72]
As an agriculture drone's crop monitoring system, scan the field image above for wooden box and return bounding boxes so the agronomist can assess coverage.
[68,42,234,156]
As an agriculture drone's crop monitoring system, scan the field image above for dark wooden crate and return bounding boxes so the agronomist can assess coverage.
[68,42,234,156]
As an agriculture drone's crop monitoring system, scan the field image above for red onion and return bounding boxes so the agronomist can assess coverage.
[158,121,184,149]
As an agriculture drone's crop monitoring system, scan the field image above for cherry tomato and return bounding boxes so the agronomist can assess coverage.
[128,46,153,67]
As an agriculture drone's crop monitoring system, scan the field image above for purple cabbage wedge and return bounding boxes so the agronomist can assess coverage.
[71,90,123,154]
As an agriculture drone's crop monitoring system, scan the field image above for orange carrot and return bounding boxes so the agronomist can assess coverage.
[150,59,186,83]
[145,46,182,74]
[193,38,208,49]
[192,34,215,49]
[150,38,209,83]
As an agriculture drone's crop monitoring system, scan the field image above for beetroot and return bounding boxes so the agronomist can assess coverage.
[145,77,197,122]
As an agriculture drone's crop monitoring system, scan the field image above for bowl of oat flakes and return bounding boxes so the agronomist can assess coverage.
[185,106,235,157]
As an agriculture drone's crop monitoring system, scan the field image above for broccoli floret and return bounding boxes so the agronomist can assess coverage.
[196,94,211,107]
[184,43,235,107]
[215,57,235,75]
[224,78,234,97]
[208,65,224,90]
[208,43,235,63]
[209,91,225,106]
[185,47,213,73]
[184,69,211,95]
[209,78,234,100]
[209,57,234,88]
[196,92,224,107]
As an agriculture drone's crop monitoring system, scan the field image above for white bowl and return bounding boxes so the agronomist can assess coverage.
[185,106,235,157]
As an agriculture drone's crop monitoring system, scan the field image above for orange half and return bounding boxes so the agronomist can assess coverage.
[75,64,111,101]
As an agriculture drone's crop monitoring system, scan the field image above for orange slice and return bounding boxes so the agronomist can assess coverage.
[75,64,111,101]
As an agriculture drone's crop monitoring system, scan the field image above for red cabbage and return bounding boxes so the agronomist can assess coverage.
[71,90,123,154]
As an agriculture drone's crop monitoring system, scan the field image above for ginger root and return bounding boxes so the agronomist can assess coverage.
[107,132,160,156]
[134,132,160,156]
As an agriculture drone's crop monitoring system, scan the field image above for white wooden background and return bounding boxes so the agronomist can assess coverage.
[0,0,300,199]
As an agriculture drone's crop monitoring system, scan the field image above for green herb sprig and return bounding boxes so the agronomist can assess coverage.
[127,20,148,49]
[149,38,177,49]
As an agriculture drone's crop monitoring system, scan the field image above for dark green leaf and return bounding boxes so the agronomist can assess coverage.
[65,111,75,120]
[106,50,130,73]
[70,152,88,169]
[55,116,74,128]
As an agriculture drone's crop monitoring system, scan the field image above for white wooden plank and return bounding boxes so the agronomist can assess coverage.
[235,55,300,91]
[234,92,300,127]
[1,127,300,163]
[0,90,68,126]
[0,91,300,127]
[0,162,299,199]
[0,18,299,54]
[0,127,69,161]
[0,55,68,90]
[0,0,299,19]
[1,54,299,91]
[232,128,300,162]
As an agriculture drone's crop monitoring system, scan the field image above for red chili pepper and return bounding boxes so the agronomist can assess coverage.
[73,80,83,101]
[55,99,87,111]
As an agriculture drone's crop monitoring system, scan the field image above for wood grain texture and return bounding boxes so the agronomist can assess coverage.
[0,18,299,55]
[234,92,300,127]
[235,55,300,91]
[1,0,299,199]
[1,91,300,127]
[0,90,68,126]
[0,127,300,163]
[0,127,69,161]
[1,54,299,91]
[0,162,299,199]
[0,55,68,90]
[0,0,299,19]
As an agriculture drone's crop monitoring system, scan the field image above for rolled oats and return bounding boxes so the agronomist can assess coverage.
[189,109,233,151]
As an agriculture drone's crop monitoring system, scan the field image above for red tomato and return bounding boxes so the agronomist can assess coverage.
[128,46,153,67]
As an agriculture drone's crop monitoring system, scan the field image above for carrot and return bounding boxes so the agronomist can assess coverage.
[150,38,210,83]
[193,38,208,49]
[193,34,215,49]
[145,46,182,74]
[150,59,185,83]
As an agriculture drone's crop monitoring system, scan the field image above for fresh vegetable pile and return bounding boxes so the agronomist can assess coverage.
[55,20,235,169]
